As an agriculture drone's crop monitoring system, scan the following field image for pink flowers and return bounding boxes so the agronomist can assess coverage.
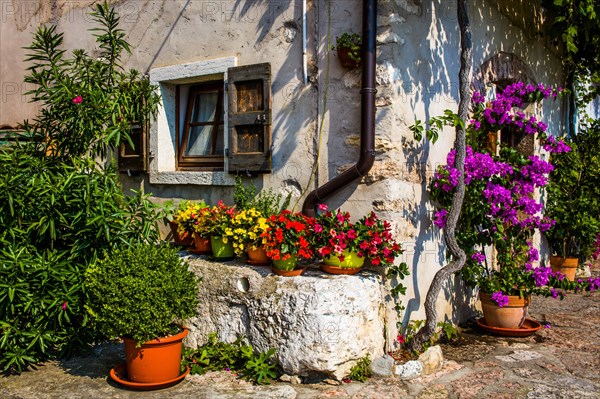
[433,209,448,229]
[61,301,68,311]
[72,95,83,104]
[490,291,509,307]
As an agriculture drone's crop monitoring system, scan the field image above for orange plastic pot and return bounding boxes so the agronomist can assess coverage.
[480,292,530,329]
[122,327,188,383]
[549,256,578,281]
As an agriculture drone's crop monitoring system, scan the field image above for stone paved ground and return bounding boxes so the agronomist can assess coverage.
[2,269,599,399]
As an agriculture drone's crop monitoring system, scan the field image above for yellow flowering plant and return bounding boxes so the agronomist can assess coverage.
[225,208,269,255]
[173,200,207,235]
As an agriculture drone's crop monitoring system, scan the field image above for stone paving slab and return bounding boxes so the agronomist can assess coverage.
[1,289,599,399]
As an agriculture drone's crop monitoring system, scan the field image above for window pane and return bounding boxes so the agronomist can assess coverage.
[190,92,218,123]
[186,125,214,156]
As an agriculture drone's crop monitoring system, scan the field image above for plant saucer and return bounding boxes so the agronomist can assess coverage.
[110,364,189,391]
[476,318,542,337]
[271,266,306,277]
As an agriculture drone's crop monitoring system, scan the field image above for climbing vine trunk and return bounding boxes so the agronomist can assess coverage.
[408,0,472,352]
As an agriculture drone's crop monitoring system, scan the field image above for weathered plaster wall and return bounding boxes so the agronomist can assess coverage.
[1,0,567,352]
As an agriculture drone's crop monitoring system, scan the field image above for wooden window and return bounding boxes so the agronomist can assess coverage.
[227,63,272,174]
[177,82,225,170]
[118,122,147,173]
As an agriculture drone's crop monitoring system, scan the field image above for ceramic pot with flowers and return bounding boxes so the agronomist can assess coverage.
[311,205,403,275]
[479,292,530,329]
[262,210,313,275]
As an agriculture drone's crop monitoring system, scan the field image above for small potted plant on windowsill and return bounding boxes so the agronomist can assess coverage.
[85,243,200,389]
[333,32,362,69]
[545,123,600,280]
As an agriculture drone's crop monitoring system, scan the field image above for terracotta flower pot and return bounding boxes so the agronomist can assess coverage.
[247,246,270,266]
[479,292,530,329]
[210,236,235,259]
[122,327,188,384]
[168,221,193,246]
[271,265,306,277]
[320,265,363,275]
[337,46,360,68]
[549,256,578,281]
[194,234,212,253]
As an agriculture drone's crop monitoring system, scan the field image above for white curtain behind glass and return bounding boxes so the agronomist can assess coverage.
[186,92,217,156]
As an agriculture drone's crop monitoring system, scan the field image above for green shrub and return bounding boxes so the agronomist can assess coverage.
[0,149,162,373]
[85,244,199,344]
[0,246,93,373]
[546,122,600,260]
[0,1,162,373]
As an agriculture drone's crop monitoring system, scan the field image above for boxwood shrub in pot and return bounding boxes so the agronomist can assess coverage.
[85,244,200,384]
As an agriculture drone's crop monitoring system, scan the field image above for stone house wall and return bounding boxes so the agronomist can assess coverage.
[0,0,567,353]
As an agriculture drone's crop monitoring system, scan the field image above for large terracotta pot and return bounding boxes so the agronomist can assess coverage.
[122,327,188,383]
[168,221,193,246]
[479,292,530,329]
[549,256,578,281]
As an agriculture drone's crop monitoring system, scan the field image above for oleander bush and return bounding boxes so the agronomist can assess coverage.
[0,2,161,373]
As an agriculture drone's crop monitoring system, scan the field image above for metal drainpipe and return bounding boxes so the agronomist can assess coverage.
[302,0,377,217]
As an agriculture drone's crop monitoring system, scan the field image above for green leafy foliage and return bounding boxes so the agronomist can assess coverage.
[410,110,464,144]
[22,2,160,160]
[182,333,278,385]
[85,244,199,344]
[543,0,600,103]
[403,320,458,355]
[346,354,371,382]
[333,33,362,62]
[233,177,291,217]
[0,2,162,373]
[545,121,600,260]
[0,149,162,373]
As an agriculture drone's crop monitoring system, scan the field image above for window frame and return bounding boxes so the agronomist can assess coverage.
[176,81,225,171]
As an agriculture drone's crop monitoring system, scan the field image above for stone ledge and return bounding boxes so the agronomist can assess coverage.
[184,256,387,380]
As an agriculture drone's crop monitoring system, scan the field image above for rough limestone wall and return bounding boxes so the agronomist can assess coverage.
[315,0,566,350]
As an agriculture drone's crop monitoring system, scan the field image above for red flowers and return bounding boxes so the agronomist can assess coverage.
[71,95,83,104]
[311,205,403,267]
[261,210,314,261]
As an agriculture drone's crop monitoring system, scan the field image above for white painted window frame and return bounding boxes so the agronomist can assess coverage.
[148,57,237,186]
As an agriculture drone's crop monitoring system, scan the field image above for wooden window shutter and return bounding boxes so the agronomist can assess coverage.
[118,122,148,174]
[227,63,272,174]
